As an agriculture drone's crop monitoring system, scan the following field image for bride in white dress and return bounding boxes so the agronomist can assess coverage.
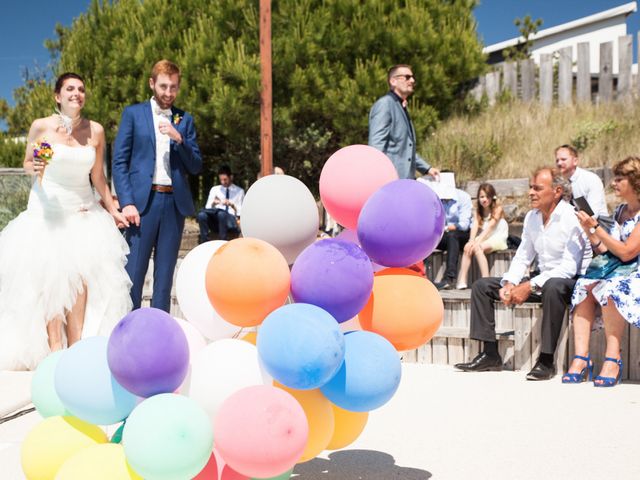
[0,72,132,370]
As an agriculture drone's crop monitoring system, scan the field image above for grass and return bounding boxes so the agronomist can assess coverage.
[423,99,640,183]
[0,173,30,230]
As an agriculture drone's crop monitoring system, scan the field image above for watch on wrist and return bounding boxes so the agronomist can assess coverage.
[530,282,541,294]
[588,223,600,235]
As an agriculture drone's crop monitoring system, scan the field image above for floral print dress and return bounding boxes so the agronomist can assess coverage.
[571,204,640,328]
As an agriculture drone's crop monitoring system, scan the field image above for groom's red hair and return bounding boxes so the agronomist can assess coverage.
[151,60,181,81]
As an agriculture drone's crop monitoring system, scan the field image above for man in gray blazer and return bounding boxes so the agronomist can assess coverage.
[368,64,439,180]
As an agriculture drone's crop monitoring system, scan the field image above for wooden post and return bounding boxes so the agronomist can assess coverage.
[576,42,591,103]
[617,35,632,101]
[519,58,535,102]
[502,61,517,97]
[485,71,500,106]
[598,41,613,103]
[558,46,573,106]
[539,53,553,108]
[260,0,273,177]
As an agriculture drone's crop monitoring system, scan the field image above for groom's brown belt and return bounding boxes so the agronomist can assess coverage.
[151,184,173,193]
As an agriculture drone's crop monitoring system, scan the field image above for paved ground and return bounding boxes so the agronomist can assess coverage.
[2,364,639,479]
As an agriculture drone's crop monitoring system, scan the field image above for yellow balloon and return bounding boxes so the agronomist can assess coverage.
[21,416,107,480]
[326,403,368,450]
[55,443,142,480]
[276,384,334,462]
[240,331,258,345]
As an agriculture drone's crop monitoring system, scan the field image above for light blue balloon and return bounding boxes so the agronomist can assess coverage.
[257,303,345,390]
[123,393,213,480]
[31,351,69,418]
[320,331,401,412]
[54,336,137,425]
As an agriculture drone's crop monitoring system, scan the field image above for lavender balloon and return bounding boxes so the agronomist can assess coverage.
[291,239,374,323]
[107,308,189,398]
[357,179,445,267]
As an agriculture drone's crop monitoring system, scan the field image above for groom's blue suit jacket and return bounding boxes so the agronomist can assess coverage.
[112,101,202,216]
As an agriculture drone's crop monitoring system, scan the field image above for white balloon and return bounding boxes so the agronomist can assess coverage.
[176,241,241,340]
[241,175,319,264]
[183,339,273,431]
[173,318,207,394]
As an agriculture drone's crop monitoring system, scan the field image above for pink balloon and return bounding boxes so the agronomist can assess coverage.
[320,145,398,230]
[214,385,308,478]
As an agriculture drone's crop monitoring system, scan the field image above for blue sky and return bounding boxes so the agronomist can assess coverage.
[1,1,639,107]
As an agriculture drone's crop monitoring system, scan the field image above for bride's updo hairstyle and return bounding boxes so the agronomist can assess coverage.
[54,72,85,108]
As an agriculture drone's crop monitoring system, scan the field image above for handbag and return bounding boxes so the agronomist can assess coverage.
[584,251,638,280]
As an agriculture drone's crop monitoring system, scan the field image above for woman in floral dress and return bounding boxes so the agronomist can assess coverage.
[563,156,640,387]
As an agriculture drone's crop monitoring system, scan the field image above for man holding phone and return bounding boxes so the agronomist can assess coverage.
[555,144,608,218]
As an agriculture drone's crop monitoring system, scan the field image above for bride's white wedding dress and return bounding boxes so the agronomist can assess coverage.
[0,143,132,370]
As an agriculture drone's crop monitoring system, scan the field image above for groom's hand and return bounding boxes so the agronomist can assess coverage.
[122,205,140,227]
[158,121,182,144]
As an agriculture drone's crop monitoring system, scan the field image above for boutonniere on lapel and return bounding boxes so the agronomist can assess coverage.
[172,113,182,126]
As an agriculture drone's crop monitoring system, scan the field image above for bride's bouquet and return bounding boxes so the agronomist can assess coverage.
[32,139,53,184]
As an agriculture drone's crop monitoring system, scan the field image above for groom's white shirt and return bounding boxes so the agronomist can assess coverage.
[150,97,172,186]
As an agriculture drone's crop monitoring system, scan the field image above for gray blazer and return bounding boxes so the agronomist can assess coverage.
[368,92,431,179]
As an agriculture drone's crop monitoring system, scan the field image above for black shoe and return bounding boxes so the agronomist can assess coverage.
[526,360,556,381]
[435,278,455,290]
[454,352,503,372]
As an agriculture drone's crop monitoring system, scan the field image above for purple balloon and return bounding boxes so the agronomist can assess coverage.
[291,239,374,323]
[357,179,445,267]
[107,308,189,398]
[336,229,386,272]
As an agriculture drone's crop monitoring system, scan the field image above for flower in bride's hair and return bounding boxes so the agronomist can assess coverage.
[173,113,182,125]
[32,140,53,164]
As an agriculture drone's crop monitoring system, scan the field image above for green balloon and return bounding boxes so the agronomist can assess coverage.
[123,394,213,480]
[31,351,69,418]
[110,422,125,444]
[252,469,293,480]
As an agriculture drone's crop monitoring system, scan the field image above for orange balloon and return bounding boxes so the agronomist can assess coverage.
[358,268,443,350]
[205,238,291,327]
[240,331,258,345]
[275,384,334,463]
[326,403,368,450]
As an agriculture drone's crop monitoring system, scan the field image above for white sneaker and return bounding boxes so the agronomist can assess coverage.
[456,283,468,290]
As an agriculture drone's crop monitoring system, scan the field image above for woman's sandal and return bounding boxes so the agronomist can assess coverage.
[594,357,623,388]
[561,354,593,383]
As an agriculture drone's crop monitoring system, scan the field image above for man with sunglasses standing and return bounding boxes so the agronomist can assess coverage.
[369,64,439,180]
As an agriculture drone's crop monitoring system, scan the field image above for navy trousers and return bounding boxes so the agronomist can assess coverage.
[197,208,238,242]
[125,191,184,312]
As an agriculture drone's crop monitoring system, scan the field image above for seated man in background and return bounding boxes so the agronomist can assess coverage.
[454,167,590,380]
[431,172,472,290]
[197,165,244,242]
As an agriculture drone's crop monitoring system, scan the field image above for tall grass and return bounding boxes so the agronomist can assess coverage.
[423,100,640,182]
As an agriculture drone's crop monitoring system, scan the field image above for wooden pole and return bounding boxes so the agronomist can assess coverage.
[260,0,273,177]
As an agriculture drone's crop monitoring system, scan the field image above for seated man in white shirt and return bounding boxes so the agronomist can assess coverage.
[455,167,590,380]
[555,144,608,218]
[197,165,244,242]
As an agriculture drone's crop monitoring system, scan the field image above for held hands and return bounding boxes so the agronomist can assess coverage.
[500,281,530,306]
[158,120,182,143]
[122,205,140,227]
[111,209,130,229]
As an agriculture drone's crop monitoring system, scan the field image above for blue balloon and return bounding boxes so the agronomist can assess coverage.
[291,239,374,323]
[320,331,401,412]
[257,303,345,390]
[54,336,137,425]
[31,351,69,418]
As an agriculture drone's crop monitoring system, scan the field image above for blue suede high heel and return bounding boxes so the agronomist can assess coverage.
[562,354,593,383]
[594,357,623,387]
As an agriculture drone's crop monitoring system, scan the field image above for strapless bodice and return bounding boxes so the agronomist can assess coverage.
[27,143,98,214]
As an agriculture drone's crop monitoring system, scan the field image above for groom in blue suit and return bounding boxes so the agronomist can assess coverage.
[112,60,202,312]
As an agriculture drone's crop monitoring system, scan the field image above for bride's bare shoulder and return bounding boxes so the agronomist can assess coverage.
[28,116,57,137]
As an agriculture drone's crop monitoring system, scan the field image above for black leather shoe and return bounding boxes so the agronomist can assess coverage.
[454,352,503,372]
[435,279,454,290]
[526,360,556,381]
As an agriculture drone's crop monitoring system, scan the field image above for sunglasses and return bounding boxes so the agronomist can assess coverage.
[393,74,415,81]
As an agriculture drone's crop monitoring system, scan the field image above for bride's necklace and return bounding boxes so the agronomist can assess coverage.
[55,109,82,144]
